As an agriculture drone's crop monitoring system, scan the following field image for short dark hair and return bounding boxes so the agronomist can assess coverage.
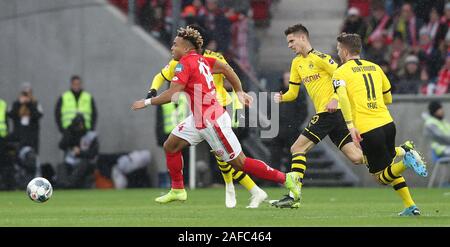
[429,100,443,116]
[70,75,81,83]
[284,24,309,37]
[337,33,362,55]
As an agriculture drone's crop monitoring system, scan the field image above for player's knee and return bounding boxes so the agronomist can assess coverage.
[163,140,177,153]
[349,152,363,165]
[228,153,245,170]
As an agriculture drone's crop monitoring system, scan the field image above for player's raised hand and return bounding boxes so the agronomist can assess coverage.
[237,91,253,107]
[274,91,283,103]
[131,99,146,111]
[349,127,363,149]
[325,98,338,113]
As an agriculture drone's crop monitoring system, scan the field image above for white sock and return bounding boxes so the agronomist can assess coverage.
[249,185,261,196]
[226,182,235,191]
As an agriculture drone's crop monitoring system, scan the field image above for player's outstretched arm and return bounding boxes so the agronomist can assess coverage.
[335,83,362,145]
[212,60,253,106]
[131,82,185,110]
[276,82,300,103]
[146,60,178,98]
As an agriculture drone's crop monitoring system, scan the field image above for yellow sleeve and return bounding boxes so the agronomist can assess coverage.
[314,53,338,76]
[281,59,301,102]
[150,73,166,90]
[150,60,178,90]
[333,72,354,129]
[380,67,393,105]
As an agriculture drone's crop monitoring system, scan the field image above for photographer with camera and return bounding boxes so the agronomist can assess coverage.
[7,82,43,153]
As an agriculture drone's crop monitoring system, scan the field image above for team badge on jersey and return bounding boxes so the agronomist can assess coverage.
[329,58,335,64]
[175,64,184,73]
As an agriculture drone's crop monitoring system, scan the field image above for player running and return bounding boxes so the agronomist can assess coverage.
[333,33,427,216]
[146,24,267,208]
[271,24,364,208]
[131,27,302,206]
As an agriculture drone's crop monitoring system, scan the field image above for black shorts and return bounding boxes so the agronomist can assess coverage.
[360,122,396,174]
[301,110,352,149]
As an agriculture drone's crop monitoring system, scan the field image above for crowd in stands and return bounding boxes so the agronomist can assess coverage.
[109,0,273,73]
[343,0,450,95]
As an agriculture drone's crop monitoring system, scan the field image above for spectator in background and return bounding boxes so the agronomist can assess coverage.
[55,75,97,134]
[250,0,271,27]
[392,3,423,48]
[386,33,410,76]
[56,114,98,189]
[364,33,388,65]
[423,100,450,159]
[394,55,424,94]
[341,7,367,42]
[440,3,450,35]
[423,7,447,49]
[139,0,171,44]
[204,0,231,52]
[181,0,207,26]
[435,54,450,95]
[270,71,308,172]
[365,4,392,48]
[7,82,43,153]
[417,27,434,55]
[417,27,444,83]
[379,60,399,91]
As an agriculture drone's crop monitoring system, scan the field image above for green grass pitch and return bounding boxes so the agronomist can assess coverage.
[1,187,449,226]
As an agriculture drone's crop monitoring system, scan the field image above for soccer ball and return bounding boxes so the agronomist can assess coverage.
[26,177,53,203]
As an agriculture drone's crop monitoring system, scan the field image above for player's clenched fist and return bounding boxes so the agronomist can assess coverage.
[274,91,283,103]
[237,91,253,107]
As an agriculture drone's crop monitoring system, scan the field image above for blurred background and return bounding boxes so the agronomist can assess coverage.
[1,0,450,191]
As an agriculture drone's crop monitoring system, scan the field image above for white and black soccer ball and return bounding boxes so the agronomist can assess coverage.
[26,177,53,203]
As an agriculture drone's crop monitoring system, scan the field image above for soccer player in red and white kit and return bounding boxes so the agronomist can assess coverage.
[132,27,301,204]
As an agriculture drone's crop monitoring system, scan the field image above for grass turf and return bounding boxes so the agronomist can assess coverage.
[1,187,449,226]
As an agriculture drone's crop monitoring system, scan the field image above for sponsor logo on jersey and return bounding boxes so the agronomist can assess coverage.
[302,73,321,83]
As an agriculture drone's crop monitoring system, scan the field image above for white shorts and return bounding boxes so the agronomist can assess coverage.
[171,112,242,162]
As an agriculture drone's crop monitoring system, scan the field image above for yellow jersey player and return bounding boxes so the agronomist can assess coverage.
[333,33,427,216]
[146,25,267,208]
[271,24,364,208]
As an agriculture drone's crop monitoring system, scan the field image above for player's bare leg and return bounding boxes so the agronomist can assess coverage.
[341,142,365,165]
[155,134,190,204]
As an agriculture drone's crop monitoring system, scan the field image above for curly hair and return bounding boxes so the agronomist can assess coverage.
[177,27,204,51]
